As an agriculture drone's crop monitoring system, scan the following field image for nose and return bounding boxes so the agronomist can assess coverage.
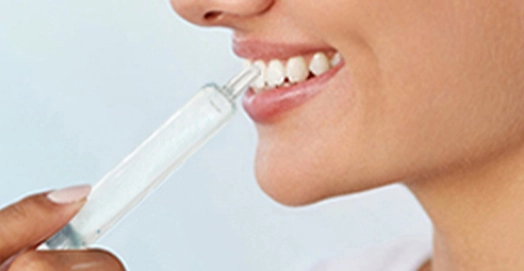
[171,0,274,28]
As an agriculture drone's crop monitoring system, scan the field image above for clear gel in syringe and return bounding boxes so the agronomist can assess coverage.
[41,65,260,249]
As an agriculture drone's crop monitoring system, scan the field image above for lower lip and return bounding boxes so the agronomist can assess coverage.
[242,62,345,123]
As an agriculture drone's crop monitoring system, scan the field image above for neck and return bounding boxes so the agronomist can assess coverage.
[406,144,524,271]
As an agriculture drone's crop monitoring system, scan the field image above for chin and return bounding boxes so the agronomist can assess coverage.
[252,131,414,206]
[254,164,328,207]
[253,140,370,207]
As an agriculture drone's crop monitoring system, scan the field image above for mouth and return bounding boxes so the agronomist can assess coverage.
[234,40,345,123]
[246,51,342,92]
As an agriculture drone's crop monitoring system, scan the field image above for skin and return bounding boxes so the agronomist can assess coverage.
[2,0,522,270]
[0,193,125,271]
[172,0,524,270]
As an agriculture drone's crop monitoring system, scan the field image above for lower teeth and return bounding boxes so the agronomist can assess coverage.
[258,72,317,92]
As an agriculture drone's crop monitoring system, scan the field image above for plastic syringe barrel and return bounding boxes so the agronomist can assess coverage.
[43,83,239,249]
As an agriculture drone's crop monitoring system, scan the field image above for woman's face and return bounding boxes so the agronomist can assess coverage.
[172,0,524,205]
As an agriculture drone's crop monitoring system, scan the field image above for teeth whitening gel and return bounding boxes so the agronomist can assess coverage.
[41,66,260,249]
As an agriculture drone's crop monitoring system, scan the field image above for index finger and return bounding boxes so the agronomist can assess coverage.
[9,249,126,271]
[0,186,90,262]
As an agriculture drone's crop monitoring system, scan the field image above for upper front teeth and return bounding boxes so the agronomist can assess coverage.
[286,56,308,83]
[267,60,285,88]
[245,52,342,93]
[252,60,266,89]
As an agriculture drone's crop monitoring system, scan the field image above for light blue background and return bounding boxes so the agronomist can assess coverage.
[0,1,432,270]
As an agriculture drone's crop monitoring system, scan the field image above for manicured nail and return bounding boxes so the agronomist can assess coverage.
[47,185,91,204]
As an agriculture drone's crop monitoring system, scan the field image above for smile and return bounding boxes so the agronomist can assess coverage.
[234,40,345,123]
[244,51,342,93]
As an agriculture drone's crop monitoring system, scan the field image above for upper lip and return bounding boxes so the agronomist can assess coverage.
[233,38,336,61]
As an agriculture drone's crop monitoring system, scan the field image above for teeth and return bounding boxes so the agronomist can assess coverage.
[252,60,266,92]
[286,56,308,84]
[266,60,285,88]
[331,52,342,67]
[247,51,342,92]
[309,52,331,76]
[243,59,252,70]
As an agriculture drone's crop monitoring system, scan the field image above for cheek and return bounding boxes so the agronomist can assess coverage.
[375,1,524,164]
[259,0,524,205]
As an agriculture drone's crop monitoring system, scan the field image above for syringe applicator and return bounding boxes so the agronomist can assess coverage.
[41,65,260,249]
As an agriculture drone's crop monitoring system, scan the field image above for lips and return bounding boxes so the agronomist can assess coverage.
[234,39,345,123]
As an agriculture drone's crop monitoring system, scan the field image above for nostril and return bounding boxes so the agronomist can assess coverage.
[203,10,223,21]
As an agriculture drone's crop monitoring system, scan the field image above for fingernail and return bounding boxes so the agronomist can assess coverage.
[47,185,91,204]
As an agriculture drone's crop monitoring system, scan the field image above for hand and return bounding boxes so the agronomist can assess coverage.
[0,185,125,271]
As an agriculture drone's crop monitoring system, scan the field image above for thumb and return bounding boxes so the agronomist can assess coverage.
[0,185,91,263]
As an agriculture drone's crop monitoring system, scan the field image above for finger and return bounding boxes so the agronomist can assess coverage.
[8,249,125,271]
[0,185,91,262]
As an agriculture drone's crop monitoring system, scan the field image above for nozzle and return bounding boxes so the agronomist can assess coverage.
[224,65,261,100]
